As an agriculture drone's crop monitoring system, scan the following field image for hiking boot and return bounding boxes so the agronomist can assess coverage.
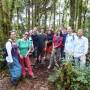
[11,80,18,86]
[28,75,37,79]
[31,75,37,79]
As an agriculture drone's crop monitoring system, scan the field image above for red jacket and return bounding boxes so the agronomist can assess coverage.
[53,34,63,48]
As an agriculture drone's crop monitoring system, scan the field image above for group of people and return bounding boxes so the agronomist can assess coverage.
[5,26,89,85]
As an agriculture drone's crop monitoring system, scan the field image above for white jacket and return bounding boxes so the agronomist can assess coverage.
[74,36,88,57]
[6,41,13,63]
[64,33,75,54]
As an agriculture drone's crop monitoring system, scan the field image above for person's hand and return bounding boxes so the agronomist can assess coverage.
[45,41,48,44]
[29,52,32,55]
[51,48,55,54]
[44,47,46,51]
[20,55,23,59]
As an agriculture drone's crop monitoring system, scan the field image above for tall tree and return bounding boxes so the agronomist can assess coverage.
[78,0,82,29]
[44,0,47,30]
[27,0,31,30]
[69,0,75,29]
[31,0,34,29]
[0,0,16,37]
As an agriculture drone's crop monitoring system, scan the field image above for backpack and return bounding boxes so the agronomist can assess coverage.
[2,47,8,59]
[2,41,12,59]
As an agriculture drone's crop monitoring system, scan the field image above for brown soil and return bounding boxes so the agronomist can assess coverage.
[0,61,56,90]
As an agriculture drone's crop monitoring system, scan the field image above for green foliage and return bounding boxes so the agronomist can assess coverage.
[48,61,90,90]
[0,52,6,69]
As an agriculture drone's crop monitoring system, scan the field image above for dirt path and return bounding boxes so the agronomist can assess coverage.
[0,62,55,90]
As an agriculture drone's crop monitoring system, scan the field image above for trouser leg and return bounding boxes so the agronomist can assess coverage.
[48,50,55,69]
[74,57,80,67]
[80,55,86,69]
[25,56,34,76]
[20,57,26,77]
[65,53,73,61]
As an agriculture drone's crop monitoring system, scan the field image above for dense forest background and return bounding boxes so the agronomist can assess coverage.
[0,1,90,90]
[0,0,90,47]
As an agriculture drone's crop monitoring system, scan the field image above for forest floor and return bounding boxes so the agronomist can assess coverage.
[0,60,56,90]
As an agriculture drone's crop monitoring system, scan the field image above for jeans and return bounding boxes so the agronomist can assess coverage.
[61,47,65,59]
[49,48,61,67]
[8,56,21,81]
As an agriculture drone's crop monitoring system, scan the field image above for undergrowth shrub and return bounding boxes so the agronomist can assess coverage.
[48,61,90,90]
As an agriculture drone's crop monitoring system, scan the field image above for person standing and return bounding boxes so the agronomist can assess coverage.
[31,27,40,64]
[74,29,88,68]
[6,31,21,85]
[37,29,47,64]
[46,29,53,59]
[28,30,34,53]
[64,27,75,61]
[28,30,34,65]
[17,32,35,78]
[60,27,67,59]
[48,31,63,69]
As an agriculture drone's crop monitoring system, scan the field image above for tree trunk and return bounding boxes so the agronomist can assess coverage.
[31,0,34,29]
[9,0,16,31]
[44,0,47,30]
[69,0,75,29]
[82,0,88,29]
[34,0,37,26]
[53,0,56,31]
[78,0,82,29]
[27,0,30,30]
[17,7,19,31]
